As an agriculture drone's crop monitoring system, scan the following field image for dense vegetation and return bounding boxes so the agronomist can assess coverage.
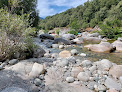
[0,0,39,27]
[0,0,38,61]
[39,0,122,39]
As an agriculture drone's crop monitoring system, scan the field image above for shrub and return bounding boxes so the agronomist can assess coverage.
[68,29,78,35]
[0,8,36,61]
[99,24,122,39]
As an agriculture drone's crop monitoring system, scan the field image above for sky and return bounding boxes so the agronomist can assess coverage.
[37,0,88,18]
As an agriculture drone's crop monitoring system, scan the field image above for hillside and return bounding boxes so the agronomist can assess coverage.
[39,0,122,30]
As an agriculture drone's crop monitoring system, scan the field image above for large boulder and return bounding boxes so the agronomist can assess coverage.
[72,38,84,44]
[83,37,101,43]
[0,70,38,92]
[40,34,54,40]
[59,50,71,58]
[33,47,46,58]
[62,34,75,40]
[96,59,113,71]
[105,77,121,90]
[53,38,71,45]
[109,65,122,78]
[84,42,115,53]
[112,40,122,52]
[88,33,99,37]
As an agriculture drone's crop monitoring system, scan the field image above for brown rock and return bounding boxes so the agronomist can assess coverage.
[112,40,122,52]
[84,42,114,53]
[71,66,84,78]
[109,65,122,78]
[108,88,118,92]
[59,50,71,58]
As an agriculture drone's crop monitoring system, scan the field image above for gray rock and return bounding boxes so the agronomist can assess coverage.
[1,87,28,92]
[87,82,98,90]
[40,34,54,40]
[61,59,69,66]
[97,59,112,71]
[33,47,46,58]
[117,37,122,41]
[88,33,99,37]
[0,65,3,70]
[52,44,59,48]
[9,59,18,65]
[29,63,46,78]
[66,77,75,83]
[53,38,71,45]
[89,66,97,72]
[39,75,44,80]
[105,77,121,90]
[77,72,90,82]
[62,34,75,40]
[34,78,42,86]
[71,49,78,55]
[98,85,106,91]
[44,53,51,58]
[59,45,64,49]
[82,60,92,67]
[80,53,87,56]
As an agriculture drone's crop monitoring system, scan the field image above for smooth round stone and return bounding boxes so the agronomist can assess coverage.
[34,78,42,86]
[44,53,51,58]
[73,81,81,85]
[1,87,27,92]
[61,59,69,66]
[80,53,87,56]
[59,45,64,49]
[77,72,89,82]
[39,75,44,80]
[0,65,3,70]
[9,59,18,65]
[66,77,74,83]
[52,44,59,48]
[98,85,106,91]
[70,49,78,55]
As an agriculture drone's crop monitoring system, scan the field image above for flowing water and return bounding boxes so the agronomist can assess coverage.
[34,37,122,65]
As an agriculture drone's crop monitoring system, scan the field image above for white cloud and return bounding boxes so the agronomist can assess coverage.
[37,0,89,17]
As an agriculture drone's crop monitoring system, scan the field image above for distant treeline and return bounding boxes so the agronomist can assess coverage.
[39,0,122,30]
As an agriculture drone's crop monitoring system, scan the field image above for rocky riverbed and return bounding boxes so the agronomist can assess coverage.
[0,33,122,92]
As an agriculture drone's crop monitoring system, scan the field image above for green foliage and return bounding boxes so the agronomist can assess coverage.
[39,0,121,31]
[56,29,60,35]
[68,29,78,35]
[99,24,122,39]
[0,8,36,61]
[0,0,39,27]
[43,30,49,33]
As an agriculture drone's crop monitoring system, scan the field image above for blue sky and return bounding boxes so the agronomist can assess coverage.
[37,0,88,18]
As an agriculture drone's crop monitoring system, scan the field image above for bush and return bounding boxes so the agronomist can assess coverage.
[68,29,78,35]
[99,24,122,39]
[0,8,36,61]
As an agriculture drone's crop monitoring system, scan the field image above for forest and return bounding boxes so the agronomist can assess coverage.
[39,0,122,39]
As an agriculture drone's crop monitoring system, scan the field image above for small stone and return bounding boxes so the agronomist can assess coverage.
[44,53,51,58]
[51,53,59,58]
[87,82,98,90]
[73,81,81,85]
[59,45,64,49]
[80,53,87,56]
[66,77,75,83]
[71,66,83,78]
[70,49,78,55]
[39,75,44,80]
[1,62,8,67]
[52,44,59,48]
[82,60,92,67]
[59,50,71,58]
[34,78,42,86]
[89,66,97,72]
[98,85,106,91]
[9,59,18,65]
[77,72,89,82]
[29,63,46,78]
[0,65,3,70]
[61,59,69,66]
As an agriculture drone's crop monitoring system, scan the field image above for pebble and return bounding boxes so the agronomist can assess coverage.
[59,45,64,49]
[80,53,87,56]
[98,85,106,91]
[70,49,78,55]
[66,77,75,83]
[9,59,18,65]
[34,78,42,86]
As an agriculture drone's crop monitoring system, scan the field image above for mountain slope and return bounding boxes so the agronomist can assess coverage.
[39,0,122,30]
